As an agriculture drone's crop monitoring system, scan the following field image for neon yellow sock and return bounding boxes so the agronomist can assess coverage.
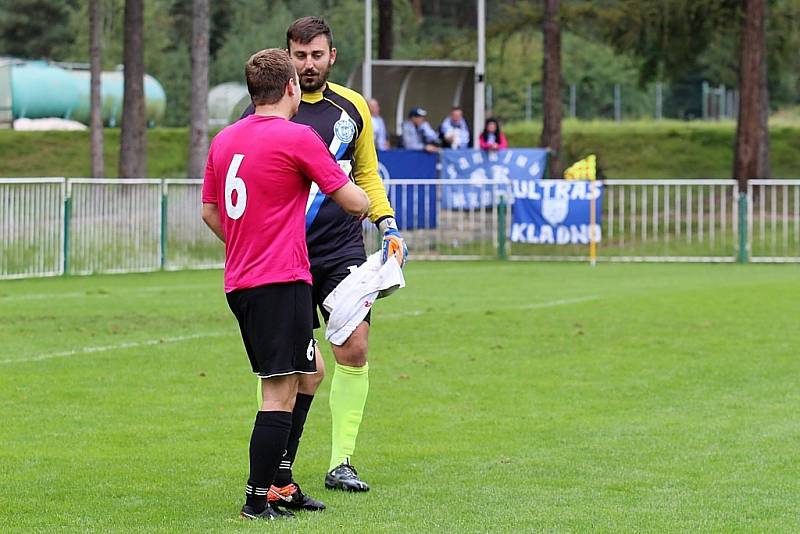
[329,362,369,471]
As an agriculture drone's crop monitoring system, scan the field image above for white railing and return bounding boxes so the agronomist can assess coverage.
[0,178,225,279]
[748,180,800,263]
[0,178,65,279]
[1,177,798,280]
[372,178,508,259]
[68,179,163,274]
[383,178,745,262]
[598,179,739,262]
[163,179,224,270]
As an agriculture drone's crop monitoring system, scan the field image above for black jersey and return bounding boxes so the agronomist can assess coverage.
[242,82,393,267]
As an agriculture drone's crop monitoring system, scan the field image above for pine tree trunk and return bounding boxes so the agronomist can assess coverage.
[734,0,769,188]
[89,0,104,178]
[188,0,209,178]
[119,0,147,178]
[410,0,423,23]
[378,0,393,59]
[541,0,562,178]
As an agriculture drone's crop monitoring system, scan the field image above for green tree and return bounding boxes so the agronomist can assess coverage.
[734,0,770,183]
[0,0,78,59]
[541,0,562,176]
[90,0,104,177]
[378,0,393,59]
[187,0,209,178]
[209,0,293,86]
[119,0,147,177]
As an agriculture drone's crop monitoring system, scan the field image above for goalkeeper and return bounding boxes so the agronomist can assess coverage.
[240,16,407,508]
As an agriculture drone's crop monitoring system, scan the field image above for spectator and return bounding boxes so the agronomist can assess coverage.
[439,106,471,149]
[368,98,389,150]
[479,118,508,151]
[401,107,440,153]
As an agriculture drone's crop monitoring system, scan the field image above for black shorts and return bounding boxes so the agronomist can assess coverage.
[225,281,317,378]
[310,255,371,329]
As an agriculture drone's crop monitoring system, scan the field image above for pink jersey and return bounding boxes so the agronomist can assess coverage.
[202,114,349,292]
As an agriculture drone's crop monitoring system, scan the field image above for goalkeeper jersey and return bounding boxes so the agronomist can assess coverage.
[241,82,394,267]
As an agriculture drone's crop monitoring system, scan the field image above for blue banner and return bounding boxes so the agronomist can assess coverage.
[510,180,604,244]
[440,148,548,209]
[377,150,438,229]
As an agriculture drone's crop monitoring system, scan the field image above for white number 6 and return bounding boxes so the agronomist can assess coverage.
[225,153,247,219]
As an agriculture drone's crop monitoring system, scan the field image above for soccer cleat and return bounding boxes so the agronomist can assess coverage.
[240,502,294,520]
[324,460,370,492]
[269,482,326,511]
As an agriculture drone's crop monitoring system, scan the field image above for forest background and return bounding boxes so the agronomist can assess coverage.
[3,0,800,127]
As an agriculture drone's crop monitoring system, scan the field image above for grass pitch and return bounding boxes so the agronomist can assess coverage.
[1,262,799,532]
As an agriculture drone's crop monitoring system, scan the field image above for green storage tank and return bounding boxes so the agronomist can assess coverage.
[69,69,166,127]
[11,60,81,119]
[9,60,166,127]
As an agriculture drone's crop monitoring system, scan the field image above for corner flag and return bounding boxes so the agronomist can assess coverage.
[564,154,597,181]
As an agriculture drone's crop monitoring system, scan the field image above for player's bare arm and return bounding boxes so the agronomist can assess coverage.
[329,181,369,217]
[201,203,225,242]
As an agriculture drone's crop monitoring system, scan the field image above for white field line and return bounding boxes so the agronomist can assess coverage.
[518,296,598,309]
[4,296,598,365]
[381,295,599,318]
[2,332,229,365]
[0,291,87,301]
[0,284,217,301]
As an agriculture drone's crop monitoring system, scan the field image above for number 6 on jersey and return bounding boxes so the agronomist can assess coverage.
[225,153,247,219]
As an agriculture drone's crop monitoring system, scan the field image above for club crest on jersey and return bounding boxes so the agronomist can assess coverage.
[334,119,356,144]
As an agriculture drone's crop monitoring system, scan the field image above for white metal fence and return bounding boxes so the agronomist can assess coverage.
[511,179,741,262]
[163,179,224,270]
[748,180,800,263]
[68,179,163,274]
[0,178,64,279]
[1,177,798,280]
[368,178,508,259]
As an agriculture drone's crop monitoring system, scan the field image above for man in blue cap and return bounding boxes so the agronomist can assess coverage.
[401,107,440,152]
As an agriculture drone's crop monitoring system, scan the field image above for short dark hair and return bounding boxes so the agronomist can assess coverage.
[286,16,333,50]
[245,48,296,106]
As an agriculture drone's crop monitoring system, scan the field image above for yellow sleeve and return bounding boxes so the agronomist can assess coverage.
[332,84,394,223]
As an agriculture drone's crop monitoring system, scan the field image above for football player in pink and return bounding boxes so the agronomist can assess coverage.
[201,48,369,521]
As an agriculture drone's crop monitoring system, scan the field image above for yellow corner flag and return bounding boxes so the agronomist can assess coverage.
[564,154,597,181]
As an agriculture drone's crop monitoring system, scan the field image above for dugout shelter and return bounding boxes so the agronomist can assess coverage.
[354,0,486,147]
[347,60,478,146]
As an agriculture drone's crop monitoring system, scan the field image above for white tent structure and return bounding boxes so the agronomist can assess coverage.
[207,82,248,127]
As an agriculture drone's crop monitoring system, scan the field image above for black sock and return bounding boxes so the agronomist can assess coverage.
[244,410,292,511]
[273,393,315,487]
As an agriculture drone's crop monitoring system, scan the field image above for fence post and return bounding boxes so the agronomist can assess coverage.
[655,82,663,120]
[497,195,507,260]
[525,84,532,121]
[160,183,168,270]
[62,189,72,275]
[569,84,576,119]
[738,192,748,263]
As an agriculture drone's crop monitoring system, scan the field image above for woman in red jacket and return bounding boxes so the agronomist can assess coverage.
[479,118,508,151]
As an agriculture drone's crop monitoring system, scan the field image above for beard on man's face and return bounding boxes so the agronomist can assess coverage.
[299,60,332,92]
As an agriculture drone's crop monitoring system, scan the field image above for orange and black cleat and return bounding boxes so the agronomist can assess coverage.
[269,482,326,511]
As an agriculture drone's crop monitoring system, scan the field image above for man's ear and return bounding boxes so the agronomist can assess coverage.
[330,47,337,65]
